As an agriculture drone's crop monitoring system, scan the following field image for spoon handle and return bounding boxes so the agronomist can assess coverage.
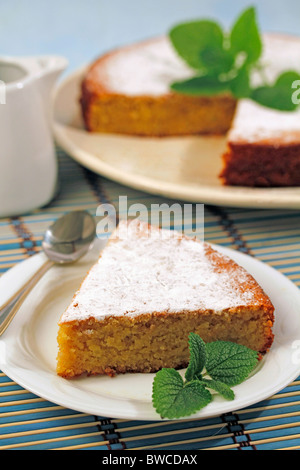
[0,259,54,336]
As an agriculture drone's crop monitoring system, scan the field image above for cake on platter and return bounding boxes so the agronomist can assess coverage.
[56,219,274,379]
[80,30,300,188]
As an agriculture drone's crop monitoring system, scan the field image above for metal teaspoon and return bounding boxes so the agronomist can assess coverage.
[0,210,96,336]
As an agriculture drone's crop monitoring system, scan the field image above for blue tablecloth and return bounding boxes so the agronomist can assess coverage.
[1,0,300,451]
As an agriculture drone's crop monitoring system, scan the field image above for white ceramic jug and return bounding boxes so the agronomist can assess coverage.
[0,55,68,217]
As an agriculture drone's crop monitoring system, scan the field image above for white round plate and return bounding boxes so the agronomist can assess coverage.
[1,239,300,421]
[52,50,300,210]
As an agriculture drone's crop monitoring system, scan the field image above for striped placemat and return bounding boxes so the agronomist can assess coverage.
[0,148,300,450]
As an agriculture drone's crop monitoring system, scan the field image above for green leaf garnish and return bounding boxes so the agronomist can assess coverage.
[228,66,252,99]
[199,378,235,401]
[251,71,300,111]
[169,20,224,71]
[168,6,300,111]
[171,75,231,96]
[230,6,262,66]
[185,332,206,382]
[200,46,234,76]
[152,369,212,419]
[205,340,259,386]
[152,333,259,419]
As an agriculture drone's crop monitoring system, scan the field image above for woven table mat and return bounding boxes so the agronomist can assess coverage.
[0,148,300,450]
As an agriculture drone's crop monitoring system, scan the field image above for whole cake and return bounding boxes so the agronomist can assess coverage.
[56,219,274,379]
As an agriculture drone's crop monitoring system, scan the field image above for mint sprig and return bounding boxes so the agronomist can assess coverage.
[169,6,300,111]
[152,333,259,419]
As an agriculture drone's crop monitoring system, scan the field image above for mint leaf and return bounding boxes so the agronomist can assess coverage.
[185,332,206,381]
[229,66,251,99]
[205,341,259,386]
[251,71,300,111]
[200,45,235,76]
[171,75,231,96]
[169,20,224,71]
[200,378,235,401]
[152,368,184,416]
[230,6,262,65]
[152,369,212,419]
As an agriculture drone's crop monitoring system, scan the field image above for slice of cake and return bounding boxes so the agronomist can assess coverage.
[80,36,237,137]
[220,99,300,186]
[56,219,274,379]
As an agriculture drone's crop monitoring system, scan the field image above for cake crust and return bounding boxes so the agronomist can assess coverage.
[220,142,300,187]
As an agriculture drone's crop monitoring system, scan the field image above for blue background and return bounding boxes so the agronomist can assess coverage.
[0,0,299,75]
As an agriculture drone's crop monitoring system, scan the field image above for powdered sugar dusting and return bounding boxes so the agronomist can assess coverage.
[90,33,300,101]
[229,99,300,144]
[91,37,195,96]
[229,34,300,144]
[60,220,261,323]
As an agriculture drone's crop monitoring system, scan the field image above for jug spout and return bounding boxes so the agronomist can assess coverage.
[35,55,68,98]
[38,55,68,77]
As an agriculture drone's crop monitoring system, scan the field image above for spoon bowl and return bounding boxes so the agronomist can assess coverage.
[42,210,96,263]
